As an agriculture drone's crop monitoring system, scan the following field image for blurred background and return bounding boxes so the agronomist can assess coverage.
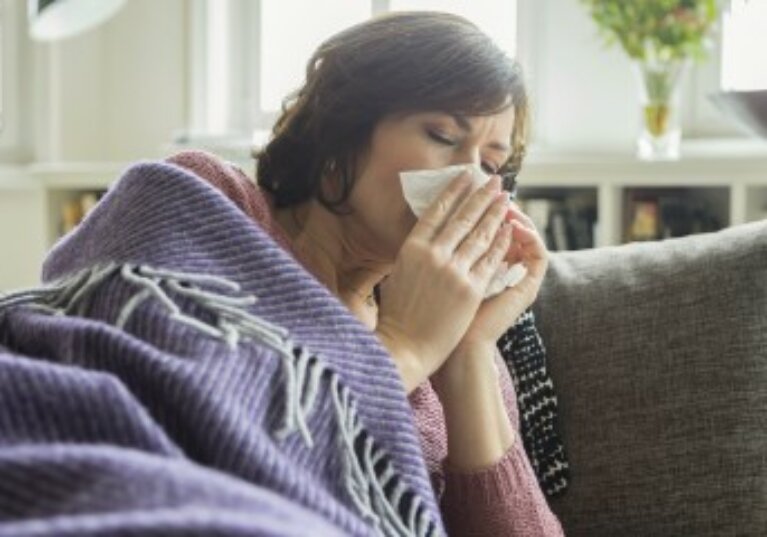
[0,0,766,290]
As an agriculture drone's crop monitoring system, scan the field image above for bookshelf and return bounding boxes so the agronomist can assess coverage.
[745,185,767,223]
[0,164,118,291]
[620,187,728,243]
[47,189,107,244]
[1,139,767,289]
[515,138,767,250]
[31,163,118,247]
[516,187,598,251]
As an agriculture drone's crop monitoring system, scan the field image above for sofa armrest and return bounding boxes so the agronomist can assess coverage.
[533,220,767,537]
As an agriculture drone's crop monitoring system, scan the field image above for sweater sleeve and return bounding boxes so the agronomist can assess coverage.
[439,350,565,537]
[165,150,266,222]
[164,150,296,254]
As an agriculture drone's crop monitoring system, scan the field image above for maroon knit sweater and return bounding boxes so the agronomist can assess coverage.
[166,150,564,537]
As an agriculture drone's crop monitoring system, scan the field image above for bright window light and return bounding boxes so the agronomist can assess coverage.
[721,0,767,90]
[206,0,230,134]
[200,0,519,136]
[261,0,370,112]
[389,0,517,58]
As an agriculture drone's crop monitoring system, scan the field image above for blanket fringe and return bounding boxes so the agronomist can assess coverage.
[0,263,441,537]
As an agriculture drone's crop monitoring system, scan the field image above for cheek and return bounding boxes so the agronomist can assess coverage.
[363,170,415,227]
[349,168,417,251]
[352,125,446,242]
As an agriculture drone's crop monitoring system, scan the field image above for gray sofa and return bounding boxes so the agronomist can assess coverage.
[533,219,767,536]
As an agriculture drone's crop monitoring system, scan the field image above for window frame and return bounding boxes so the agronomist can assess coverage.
[185,0,519,146]
[0,0,28,161]
[186,0,272,140]
[180,0,766,151]
[0,0,4,136]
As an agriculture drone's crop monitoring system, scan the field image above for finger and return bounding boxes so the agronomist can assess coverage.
[501,222,544,267]
[504,213,544,257]
[469,221,514,283]
[453,192,509,269]
[509,221,548,280]
[510,219,547,253]
[492,224,549,304]
[409,171,474,242]
[434,175,504,252]
[506,202,537,230]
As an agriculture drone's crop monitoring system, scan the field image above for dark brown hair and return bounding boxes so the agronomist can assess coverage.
[254,11,529,212]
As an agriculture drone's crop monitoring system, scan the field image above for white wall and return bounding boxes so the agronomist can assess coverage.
[518,0,741,154]
[518,0,636,152]
[33,0,187,162]
[0,181,46,290]
[0,0,188,291]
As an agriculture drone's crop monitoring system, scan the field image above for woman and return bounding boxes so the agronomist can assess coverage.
[0,10,563,537]
[168,10,564,536]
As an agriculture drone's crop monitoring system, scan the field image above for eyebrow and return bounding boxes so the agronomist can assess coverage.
[449,114,512,154]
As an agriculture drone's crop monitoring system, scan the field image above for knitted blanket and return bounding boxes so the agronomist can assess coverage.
[0,161,444,537]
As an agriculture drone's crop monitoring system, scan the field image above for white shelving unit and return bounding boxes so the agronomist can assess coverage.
[0,164,120,290]
[517,138,767,247]
[2,139,767,290]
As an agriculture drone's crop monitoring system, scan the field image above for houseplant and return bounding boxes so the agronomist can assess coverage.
[580,0,719,160]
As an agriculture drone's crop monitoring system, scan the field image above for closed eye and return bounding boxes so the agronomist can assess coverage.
[426,130,500,175]
[426,129,456,146]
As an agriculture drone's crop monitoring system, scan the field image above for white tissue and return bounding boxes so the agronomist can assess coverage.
[400,164,527,299]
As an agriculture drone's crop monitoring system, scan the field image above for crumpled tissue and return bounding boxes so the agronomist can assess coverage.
[400,163,527,299]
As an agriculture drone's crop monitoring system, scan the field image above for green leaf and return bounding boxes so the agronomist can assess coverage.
[580,0,722,63]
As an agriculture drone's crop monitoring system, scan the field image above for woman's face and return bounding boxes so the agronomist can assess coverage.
[346,106,515,261]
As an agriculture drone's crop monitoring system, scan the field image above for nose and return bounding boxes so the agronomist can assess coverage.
[451,147,482,169]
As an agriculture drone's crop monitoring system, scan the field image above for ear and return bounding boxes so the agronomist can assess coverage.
[320,150,365,206]
[318,158,344,201]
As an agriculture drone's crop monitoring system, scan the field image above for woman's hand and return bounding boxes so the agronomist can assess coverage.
[375,172,515,393]
[431,203,549,393]
[458,203,548,348]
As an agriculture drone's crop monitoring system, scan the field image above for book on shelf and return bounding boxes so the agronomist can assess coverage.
[59,190,107,236]
[518,197,597,251]
[627,199,660,241]
[625,193,723,242]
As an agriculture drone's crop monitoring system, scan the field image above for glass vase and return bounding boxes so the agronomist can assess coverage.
[633,59,688,161]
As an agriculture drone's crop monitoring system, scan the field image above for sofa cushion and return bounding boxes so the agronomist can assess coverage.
[533,220,767,537]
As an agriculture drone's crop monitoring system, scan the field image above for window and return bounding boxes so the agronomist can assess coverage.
[186,0,518,145]
[260,0,370,112]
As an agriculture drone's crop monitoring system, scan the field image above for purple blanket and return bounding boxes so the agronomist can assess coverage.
[0,161,444,536]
